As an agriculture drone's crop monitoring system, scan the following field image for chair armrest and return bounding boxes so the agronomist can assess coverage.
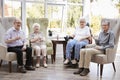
[105,48,116,62]
[85,44,96,48]
[105,48,114,54]
[0,44,7,59]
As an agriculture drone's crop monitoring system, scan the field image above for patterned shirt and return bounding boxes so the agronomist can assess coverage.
[4,27,26,47]
[30,32,46,46]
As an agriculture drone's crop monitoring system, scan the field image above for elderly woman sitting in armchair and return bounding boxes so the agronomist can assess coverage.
[30,23,47,68]
[64,18,91,65]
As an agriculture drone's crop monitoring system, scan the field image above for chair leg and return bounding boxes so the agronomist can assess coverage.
[51,55,54,64]
[97,64,99,76]
[0,60,3,67]
[9,61,12,73]
[100,64,104,76]
[112,62,116,72]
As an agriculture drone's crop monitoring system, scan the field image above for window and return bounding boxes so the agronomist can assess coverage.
[67,5,83,28]
[65,0,83,35]
[66,5,82,35]
[4,0,21,18]
[0,5,1,17]
[26,0,44,1]
[47,5,65,36]
[67,0,83,3]
[26,3,44,18]
[47,5,63,28]
[0,0,3,17]
[48,0,65,2]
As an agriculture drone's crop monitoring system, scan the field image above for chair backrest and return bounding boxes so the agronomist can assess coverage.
[0,17,16,32]
[88,28,93,44]
[0,17,16,59]
[101,18,120,62]
[0,23,5,45]
[27,18,49,39]
[101,18,120,51]
[0,17,16,45]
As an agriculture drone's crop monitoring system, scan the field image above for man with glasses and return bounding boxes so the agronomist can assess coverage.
[73,21,115,76]
[4,18,35,73]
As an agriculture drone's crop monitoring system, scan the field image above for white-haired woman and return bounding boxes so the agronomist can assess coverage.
[64,18,91,65]
[30,23,47,68]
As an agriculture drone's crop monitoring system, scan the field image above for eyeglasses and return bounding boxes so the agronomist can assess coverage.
[15,21,21,24]
[102,25,108,26]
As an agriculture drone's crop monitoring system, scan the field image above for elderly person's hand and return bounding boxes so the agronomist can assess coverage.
[22,45,26,51]
[14,36,21,41]
[79,38,84,41]
[94,46,103,50]
[34,36,41,41]
[40,37,45,42]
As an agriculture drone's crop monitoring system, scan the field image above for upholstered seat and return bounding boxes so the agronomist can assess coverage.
[0,17,26,72]
[91,54,107,64]
[0,45,26,61]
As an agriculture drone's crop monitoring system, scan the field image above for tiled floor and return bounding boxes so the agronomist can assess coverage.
[0,44,120,80]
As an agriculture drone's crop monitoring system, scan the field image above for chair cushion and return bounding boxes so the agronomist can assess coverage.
[91,54,107,64]
[5,52,17,61]
[5,52,26,61]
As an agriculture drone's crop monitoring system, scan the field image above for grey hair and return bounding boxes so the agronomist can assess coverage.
[32,23,40,29]
[14,18,21,23]
[101,21,110,27]
[78,17,86,23]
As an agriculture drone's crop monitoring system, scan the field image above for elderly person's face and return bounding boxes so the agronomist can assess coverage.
[34,26,40,33]
[79,19,86,28]
[14,19,22,30]
[102,23,109,32]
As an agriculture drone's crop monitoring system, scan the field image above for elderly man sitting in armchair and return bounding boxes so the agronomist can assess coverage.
[4,18,35,73]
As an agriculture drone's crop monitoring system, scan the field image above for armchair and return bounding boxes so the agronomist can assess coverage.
[0,17,26,73]
[27,18,53,63]
[86,18,120,76]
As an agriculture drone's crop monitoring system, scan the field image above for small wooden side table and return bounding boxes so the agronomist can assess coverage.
[52,39,67,62]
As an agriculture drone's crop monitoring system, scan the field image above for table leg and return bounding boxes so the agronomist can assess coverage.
[63,43,67,60]
[52,42,56,62]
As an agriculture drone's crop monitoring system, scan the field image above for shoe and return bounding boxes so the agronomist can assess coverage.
[43,63,48,68]
[18,66,27,73]
[71,63,78,68]
[73,68,84,74]
[25,66,35,71]
[36,63,40,68]
[71,60,77,64]
[64,59,70,65]
[80,68,90,76]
